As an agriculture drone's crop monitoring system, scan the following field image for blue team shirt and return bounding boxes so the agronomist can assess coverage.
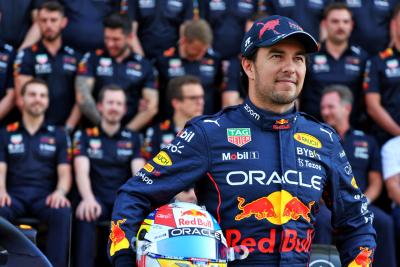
[155,46,223,116]
[337,0,395,55]
[264,0,332,40]
[0,40,14,100]
[0,122,70,192]
[15,42,81,125]
[199,0,259,59]
[222,56,242,94]
[73,126,141,204]
[58,0,121,53]
[342,129,381,193]
[363,47,400,144]
[126,0,194,60]
[77,49,157,125]
[0,0,44,48]
[141,119,178,160]
[302,43,368,123]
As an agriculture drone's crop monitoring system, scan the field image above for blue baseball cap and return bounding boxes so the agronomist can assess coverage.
[241,15,319,57]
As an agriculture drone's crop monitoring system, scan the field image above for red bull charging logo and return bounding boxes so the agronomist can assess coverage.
[349,247,373,267]
[235,190,315,225]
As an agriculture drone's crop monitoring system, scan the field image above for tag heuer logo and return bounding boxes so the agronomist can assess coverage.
[227,128,251,147]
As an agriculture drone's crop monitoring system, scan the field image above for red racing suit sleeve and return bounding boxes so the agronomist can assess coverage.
[108,121,210,264]
[323,130,376,266]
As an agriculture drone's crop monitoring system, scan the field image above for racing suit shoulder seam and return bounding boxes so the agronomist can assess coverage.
[193,121,212,171]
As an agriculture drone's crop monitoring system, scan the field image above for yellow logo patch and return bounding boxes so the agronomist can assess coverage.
[294,133,322,148]
[143,163,154,172]
[351,177,359,189]
[153,151,172,166]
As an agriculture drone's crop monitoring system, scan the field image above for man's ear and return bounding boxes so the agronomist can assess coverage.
[241,57,255,81]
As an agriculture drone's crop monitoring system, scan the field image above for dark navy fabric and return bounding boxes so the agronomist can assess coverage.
[58,0,121,53]
[314,129,395,266]
[199,0,259,59]
[0,188,71,267]
[0,40,17,126]
[0,41,14,99]
[155,46,223,116]
[126,0,194,60]
[15,42,81,125]
[72,126,141,204]
[77,49,156,125]
[0,122,70,192]
[74,198,113,267]
[301,43,369,124]
[222,56,242,94]
[342,129,381,193]
[315,203,395,267]
[263,0,332,41]
[141,119,178,160]
[109,98,376,266]
[0,0,44,48]
[337,0,396,55]
[363,47,400,145]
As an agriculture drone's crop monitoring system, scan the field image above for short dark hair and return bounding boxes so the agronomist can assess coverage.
[323,2,352,20]
[322,84,354,105]
[103,12,132,35]
[21,78,48,96]
[39,0,65,16]
[98,84,127,103]
[167,75,202,104]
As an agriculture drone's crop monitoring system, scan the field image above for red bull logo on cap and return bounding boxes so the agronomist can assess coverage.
[257,19,280,38]
[235,190,315,225]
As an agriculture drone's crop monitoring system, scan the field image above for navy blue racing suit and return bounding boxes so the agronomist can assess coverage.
[108,98,376,266]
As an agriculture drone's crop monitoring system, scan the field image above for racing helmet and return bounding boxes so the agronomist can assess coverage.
[135,202,229,267]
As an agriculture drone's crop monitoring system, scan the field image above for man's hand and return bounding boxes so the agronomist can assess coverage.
[76,197,102,222]
[46,190,71,209]
[0,189,11,207]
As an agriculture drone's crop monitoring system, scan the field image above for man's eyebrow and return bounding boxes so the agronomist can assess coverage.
[269,47,306,56]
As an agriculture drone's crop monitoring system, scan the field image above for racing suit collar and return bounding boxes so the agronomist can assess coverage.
[241,98,298,131]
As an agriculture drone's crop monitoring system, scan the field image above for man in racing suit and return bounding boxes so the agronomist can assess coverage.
[108,15,376,266]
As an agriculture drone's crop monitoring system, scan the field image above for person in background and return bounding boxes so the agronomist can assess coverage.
[14,1,81,130]
[316,84,396,267]
[73,84,144,267]
[76,12,158,131]
[336,0,396,55]
[155,19,222,117]
[301,3,368,128]
[0,78,72,267]
[363,3,400,145]
[142,75,204,205]
[124,0,194,60]
[0,0,44,50]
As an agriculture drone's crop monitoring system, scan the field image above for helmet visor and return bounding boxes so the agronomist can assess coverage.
[148,235,228,261]
[156,258,227,267]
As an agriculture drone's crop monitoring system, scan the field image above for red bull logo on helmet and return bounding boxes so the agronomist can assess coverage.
[176,209,213,229]
[235,190,315,225]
